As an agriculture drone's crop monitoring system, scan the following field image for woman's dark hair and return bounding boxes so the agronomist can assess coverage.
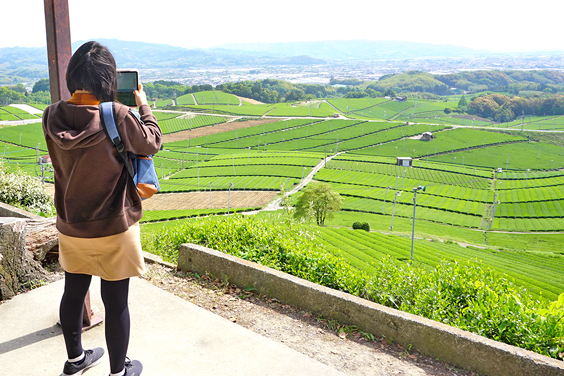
[66,41,117,102]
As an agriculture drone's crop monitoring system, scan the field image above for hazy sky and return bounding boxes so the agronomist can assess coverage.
[3,0,564,53]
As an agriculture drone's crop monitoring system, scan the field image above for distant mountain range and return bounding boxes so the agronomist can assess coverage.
[0,46,47,84]
[0,38,489,84]
[213,40,487,61]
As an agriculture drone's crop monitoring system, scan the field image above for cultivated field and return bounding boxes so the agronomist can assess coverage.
[2,94,564,305]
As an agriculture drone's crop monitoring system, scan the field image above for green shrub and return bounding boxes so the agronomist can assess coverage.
[146,215,564,359]
[353,222,370,232]
[0,164,54,216]
[367,258,564,358]
[145,215,365,292]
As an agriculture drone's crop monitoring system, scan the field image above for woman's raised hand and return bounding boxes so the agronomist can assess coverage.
[133,83,148,107]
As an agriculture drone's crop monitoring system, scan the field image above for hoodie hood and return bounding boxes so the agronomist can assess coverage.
[43,100,109,150]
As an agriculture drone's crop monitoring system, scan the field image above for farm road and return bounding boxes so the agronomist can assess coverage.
[143,153,342,213]
[263,152,344,211]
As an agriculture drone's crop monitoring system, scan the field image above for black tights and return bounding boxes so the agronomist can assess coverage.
[60,272,130,374]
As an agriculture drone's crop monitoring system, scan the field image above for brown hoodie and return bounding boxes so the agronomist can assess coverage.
[43,100,162,238]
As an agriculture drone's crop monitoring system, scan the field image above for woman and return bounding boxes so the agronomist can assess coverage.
[43,41,161,376]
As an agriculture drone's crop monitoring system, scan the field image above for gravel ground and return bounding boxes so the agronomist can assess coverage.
[141,262,481,376]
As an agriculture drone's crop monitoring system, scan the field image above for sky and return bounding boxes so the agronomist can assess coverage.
[2,0,564,53]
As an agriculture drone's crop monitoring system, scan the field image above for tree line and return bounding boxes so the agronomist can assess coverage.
[216,79,329,103]
[438,70,564,95]
[467,93,564,122]
[146,79,331,104]
[0,79,51,105]
[3,70,564,110]
[143,81,213,101]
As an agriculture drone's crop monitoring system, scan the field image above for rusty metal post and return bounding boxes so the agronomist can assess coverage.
[44,0,72,103]
[45,0,102,331]
[82,290,103,330]
[57,289,103,331]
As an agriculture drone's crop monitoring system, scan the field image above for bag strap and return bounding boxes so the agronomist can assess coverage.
[99,102,134,210]
[99,102,135,179]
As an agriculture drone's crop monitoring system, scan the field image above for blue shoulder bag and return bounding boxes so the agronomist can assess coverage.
[99,102,160,200]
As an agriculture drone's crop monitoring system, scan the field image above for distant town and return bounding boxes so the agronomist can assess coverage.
[141,52,564,87]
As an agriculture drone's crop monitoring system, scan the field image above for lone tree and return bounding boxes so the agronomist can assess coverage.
[458,95,468,110]
[294,182,343,225]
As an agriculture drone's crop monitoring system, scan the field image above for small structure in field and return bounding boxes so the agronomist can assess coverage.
[397,157,412,167]
[421,132,433,141]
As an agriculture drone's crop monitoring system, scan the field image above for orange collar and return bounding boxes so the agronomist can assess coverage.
[67,93,100,105]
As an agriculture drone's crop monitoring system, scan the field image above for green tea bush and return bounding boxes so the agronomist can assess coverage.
[352,222,370,232]
[0,164,54,216]
[367,258,564,358]
[146,215,366,293]
[146,215,564,358]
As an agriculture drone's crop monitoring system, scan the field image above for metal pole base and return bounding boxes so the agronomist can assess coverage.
[81,290,103,331]
[57,289,103,332]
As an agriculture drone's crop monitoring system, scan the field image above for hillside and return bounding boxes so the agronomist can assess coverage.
[0,46,47,83]
[368,71,449,95]
[0,39,328,81]
[0,39,489,83]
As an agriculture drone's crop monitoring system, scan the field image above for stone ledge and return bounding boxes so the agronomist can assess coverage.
[178,242,564,376]
[142,251,176,269]
[0,202,42,219]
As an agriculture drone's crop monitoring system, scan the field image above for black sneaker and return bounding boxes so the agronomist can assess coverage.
[62,348,104,376]
[124,358,143,376]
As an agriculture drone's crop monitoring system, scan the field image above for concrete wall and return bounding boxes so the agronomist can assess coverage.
[0,202,41,219]
[178,243,564,376]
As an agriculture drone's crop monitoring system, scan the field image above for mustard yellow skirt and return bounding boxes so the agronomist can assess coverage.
[58,222,145,281]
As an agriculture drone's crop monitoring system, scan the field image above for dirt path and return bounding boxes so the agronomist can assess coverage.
[143,191,278,211]
[143,263,480,376]
[237,96,264,105]
[162,118,281,143]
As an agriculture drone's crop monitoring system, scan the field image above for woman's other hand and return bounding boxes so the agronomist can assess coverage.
[133,83,148,107]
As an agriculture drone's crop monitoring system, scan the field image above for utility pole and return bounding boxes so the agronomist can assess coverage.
[389,190,402,231]
[491,197,500,230]
[410,186,426,264]
[382,186,392,214]
[227,182,233,216]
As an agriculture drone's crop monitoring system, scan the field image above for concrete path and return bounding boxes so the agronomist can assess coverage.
[0,277,345,376]
[263,151,344,211]
[0,118,42,126]
[9,104,44,115]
